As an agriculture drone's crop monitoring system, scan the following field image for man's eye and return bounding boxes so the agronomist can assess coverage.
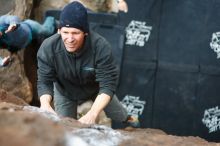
[73,32,80,35]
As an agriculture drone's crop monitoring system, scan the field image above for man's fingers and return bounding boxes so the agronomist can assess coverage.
[5,24,17,33]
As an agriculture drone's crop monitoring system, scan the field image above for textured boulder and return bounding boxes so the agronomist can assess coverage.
[0,89,28,106]
[0,103,65,146]
[0,51,33,103]
[0,0,14,15]
[0,102,219,146]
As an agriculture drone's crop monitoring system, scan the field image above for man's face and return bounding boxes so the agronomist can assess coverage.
[59,27,86,53]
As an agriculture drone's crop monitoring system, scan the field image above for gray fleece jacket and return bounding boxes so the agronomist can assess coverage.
[37,30,118,101]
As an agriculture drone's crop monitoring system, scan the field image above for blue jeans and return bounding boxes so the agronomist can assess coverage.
[23,16,55,39]
[53,87,128,122]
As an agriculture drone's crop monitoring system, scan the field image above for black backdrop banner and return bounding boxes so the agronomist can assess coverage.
[112,0,220,142]
[112,0,162,129]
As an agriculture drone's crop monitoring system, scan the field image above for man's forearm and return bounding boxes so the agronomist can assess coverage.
[40,94,53,105]
[39,94,57,114]
[90,93,111,117]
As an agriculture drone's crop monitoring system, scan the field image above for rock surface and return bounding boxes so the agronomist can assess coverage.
[0,103,65,146]
[0,50,33,103]
[0,92,219,146]
[0,89,28,106]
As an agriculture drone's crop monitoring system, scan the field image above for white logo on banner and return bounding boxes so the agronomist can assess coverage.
[121,95,146,118]
[125,20,152,47]
[210,32,220,59]
[202,106,220,133]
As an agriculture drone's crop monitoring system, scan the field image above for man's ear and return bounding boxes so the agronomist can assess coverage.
[57,29,61,34]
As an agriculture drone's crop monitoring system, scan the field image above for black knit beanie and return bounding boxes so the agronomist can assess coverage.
[59,1,89,33]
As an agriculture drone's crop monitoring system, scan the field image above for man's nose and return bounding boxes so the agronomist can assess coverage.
[67,34,75,41]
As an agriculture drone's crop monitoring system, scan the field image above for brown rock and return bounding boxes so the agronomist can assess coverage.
[69,0,118,13]
[0,89,28,106]
[0,50,33,103]
[119,128,219,146]
[0,102,219,146]
[0,0,15,15]
[33,0,68,22]
[9,0,33,19]
[0,109,65,146]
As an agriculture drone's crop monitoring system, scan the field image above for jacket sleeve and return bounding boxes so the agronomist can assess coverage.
[37,39,56,98]
[95,38,119,98]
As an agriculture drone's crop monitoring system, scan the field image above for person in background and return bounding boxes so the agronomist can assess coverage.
[37,1,139,127]
[0,15,55,67]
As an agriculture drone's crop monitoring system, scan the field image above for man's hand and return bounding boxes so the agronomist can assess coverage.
[40,94,57,115]
[78,110,98,124]
[2,56,11,67]
[78,93,111,124]
[5,23,17,33]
